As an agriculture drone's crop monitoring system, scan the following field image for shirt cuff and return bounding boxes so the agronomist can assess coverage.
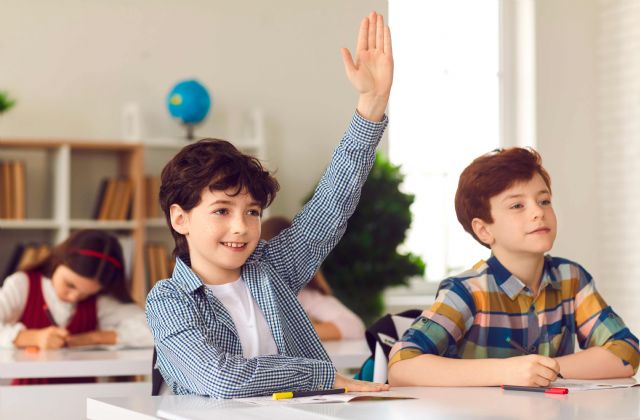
[308,359,336,390]
[348,111,389,145]
[603,339,640,373]
[0,322,26,348]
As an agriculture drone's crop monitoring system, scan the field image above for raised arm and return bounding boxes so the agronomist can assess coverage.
[257,11,392,293]
[341,11,394,122]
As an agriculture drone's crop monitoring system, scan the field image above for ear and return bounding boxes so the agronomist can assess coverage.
[169,204,190,235]
[471,217,495,247]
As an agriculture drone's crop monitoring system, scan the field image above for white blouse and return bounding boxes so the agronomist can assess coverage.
[0,271,154,348]
[297,288,365,340]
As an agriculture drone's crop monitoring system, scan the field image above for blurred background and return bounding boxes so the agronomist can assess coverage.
[1,0,638,332]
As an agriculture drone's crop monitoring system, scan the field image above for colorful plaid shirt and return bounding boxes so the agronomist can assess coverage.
[389,255,639,372]
[146,112,387,399]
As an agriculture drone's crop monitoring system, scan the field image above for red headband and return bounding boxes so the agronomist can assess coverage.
[73,249,123,270]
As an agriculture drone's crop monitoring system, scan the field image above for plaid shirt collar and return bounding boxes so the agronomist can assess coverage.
[486,254,562,300]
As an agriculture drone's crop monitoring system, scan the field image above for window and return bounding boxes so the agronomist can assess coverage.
[389,0,500,281]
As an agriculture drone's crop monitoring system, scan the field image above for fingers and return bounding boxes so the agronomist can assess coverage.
[367,11,376,51]
[356,16,368,52]
[376,14,384,52]
[347,379,390,392]
[531,357,559,386]
[537,356,560,377]
[340,47,356,78]
[384,25,392,55]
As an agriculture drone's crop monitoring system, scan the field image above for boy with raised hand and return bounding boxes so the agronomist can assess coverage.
[146,11,392,398]
[388,148,639,387]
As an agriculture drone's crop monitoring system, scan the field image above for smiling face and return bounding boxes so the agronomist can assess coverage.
[51,264,102,303]
[472,173,557,259]
[170,187,262,285]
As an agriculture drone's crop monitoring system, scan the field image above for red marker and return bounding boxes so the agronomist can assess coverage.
[502,385,568,394]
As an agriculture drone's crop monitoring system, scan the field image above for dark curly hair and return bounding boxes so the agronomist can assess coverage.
[159,139,280,262]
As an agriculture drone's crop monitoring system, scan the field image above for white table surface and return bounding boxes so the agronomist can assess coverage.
[87,385,640,420]
[322,339,370,370]
[0,347,153,378]
[0,348,153,420]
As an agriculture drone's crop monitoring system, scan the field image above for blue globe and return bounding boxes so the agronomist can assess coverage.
[166,79,211,126]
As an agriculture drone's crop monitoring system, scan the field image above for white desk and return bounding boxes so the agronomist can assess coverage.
[87,385,640,420]
[323,339,370,371]
[0,347,153,420]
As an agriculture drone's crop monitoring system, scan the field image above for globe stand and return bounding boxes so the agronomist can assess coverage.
[184,123,195,141]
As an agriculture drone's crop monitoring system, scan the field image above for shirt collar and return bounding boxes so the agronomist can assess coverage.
[486,255,560,300]
[170,257,205,293]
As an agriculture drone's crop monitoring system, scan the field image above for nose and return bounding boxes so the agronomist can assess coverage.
[531,202,545,220]
[67,290,80,303]
[231,214,248,234]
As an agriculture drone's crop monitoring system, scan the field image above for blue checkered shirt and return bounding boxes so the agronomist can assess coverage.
[146,112,387,398]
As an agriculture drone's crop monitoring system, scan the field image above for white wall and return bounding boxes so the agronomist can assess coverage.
[535,0,640,332]
[535,0,600,277]
[0,0,386,217]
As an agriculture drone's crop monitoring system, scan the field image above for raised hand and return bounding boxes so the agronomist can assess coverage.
[341,11,394,122]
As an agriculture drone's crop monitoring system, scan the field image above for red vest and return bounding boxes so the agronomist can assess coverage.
[12,271,98,385]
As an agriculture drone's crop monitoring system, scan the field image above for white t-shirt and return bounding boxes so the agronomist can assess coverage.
[0,271,154,348]
[206,278,278,358]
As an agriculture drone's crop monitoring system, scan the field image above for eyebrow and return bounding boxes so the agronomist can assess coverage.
[501,190,550,202]
[208,199,261,207]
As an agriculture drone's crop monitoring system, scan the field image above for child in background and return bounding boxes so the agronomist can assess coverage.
[146,11,392,398]
[388,147,639,387]
[0,229,153,384]
[261,216,365,341]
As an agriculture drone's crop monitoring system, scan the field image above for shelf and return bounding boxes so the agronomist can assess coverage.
[144,218,168,228]
[68,219,138,230]
[0,219,59,229]
[1,109,266,306]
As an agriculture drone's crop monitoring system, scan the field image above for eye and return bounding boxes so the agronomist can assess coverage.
[247,209,262,217]
[540,198,552,206]
[212,208,229,215]
[509,203,524,210]
[65,281,76,290]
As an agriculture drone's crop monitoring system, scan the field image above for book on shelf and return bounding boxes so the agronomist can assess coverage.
[1,242,51,285]
[92,178,109,219]
[0,160,26,219]
[144,175,161,219]
[1,160,12,218]
[94,177,134,221]
[97,178,117,220]
[13,161,26,219]
[145,243,172,288]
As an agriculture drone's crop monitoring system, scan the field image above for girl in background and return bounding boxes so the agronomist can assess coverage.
[0,229,153,384]
[261,216,365,341]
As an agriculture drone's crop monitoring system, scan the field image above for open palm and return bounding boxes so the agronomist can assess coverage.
[341,12,393,100]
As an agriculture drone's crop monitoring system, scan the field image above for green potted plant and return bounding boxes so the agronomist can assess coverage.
[306,153,425,326]
[0,91,16,114]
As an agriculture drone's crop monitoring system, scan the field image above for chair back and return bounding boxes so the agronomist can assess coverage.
[151,347,164,396]
[357,309,422,383]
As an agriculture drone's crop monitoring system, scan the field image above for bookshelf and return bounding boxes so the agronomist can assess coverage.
[0,108,267,304]
[0,139,146,303]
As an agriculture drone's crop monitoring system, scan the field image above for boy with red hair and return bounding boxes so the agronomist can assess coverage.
[388,148,639,387]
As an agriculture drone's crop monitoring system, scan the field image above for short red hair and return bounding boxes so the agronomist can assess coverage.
[454,147,552,248]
